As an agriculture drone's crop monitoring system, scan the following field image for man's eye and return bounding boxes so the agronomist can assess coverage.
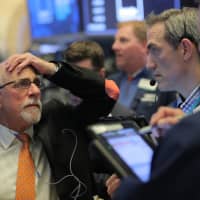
[150,47,160,55]
[14,79,30,88]
[34,79,42,88]
[120,38,129,43]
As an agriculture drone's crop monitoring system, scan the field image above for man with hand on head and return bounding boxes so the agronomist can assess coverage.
[0,60,58,200]
[0,52,118,200]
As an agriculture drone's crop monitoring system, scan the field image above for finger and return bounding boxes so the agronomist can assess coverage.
[105,174,118,187]
[152,116,182,137]
[5,53,33,72]
[107,178,120,196]
[15,60,32,74]
[157,116,182,127]
[150,107,183,125]
[150,107,167,125]
[6,56,24,72]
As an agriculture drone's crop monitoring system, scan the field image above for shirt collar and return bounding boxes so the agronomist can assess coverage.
[0,124,34,149]
[180,84,200,113]
[174,94,185,108]
[127,69,144,80]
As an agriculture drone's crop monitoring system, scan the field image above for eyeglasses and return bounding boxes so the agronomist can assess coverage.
[0,77,42,90]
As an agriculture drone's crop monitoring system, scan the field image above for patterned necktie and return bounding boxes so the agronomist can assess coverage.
[16,133,35,200]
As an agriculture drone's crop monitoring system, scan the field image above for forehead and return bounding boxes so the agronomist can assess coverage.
[116,25,136,38]
[147,23,166,46]
[4,67,37,81]
[75,59,93,70]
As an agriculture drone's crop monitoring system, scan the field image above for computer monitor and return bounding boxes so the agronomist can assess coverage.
[26,0,81,42]
[87,121,155,181]
[82,0,181,36]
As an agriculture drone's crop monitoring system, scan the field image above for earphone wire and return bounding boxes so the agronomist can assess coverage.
[46,128,87,200]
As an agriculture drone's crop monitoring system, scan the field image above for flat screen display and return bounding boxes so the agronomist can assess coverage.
[101,127,153,182]
[82,0,181,35]
[27,0,81,40]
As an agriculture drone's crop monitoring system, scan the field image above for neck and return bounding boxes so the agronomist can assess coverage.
[122,61,145,76]
[126,68,143,77]
[180,83,200,98]
[178,62,200,98]
[178,77,200,98]
[0,118,31,133]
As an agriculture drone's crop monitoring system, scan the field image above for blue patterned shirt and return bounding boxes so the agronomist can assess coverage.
[179,85,200,114]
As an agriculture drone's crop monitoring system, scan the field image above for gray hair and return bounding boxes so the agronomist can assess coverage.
[0,64,7,85]
[146,7,200,49]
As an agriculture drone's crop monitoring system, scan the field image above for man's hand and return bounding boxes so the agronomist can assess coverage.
[4,53,57,75]
[150,106,185,137]
[106,174,121,198]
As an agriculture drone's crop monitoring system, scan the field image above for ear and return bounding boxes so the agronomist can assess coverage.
[141,41,147,54]
[179,38,194,61]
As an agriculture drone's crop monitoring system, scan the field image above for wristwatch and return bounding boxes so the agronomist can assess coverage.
[50,61,62,73]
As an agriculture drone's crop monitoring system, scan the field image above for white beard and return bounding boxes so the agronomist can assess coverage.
[20,98,42,125]
[20,106,42,125]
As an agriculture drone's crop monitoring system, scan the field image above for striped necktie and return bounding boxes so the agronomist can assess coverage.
[16,133,35,200]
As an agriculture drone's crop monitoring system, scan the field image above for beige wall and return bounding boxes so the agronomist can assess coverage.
[0,0,31,58]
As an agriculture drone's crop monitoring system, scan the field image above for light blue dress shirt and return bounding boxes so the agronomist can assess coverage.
[0,125,59,200]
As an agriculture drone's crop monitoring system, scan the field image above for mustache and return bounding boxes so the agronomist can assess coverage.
[21,98,42,110]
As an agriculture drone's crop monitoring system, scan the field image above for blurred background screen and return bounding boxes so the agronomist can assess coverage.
[82,0,181,36]
[27,0,81,41]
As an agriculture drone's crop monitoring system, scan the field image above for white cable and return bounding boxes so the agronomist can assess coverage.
[47,128,87,200]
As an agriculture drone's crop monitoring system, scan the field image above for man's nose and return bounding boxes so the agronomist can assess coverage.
[146,55,157,70]
[112,40,119,51]
[28,83,41,97]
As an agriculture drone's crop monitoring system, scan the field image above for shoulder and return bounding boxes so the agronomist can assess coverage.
[43,98,64,111]
[41,98,73,119]
[152,112,200,171]
[108,71,125,83]
[165,112,200,147]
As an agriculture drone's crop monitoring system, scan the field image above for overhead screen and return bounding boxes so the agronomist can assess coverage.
[82,0,181,36]
[26,0,81,41]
